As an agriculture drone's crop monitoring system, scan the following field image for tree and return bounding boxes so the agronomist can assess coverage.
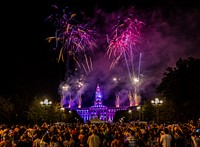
[27,97,83,124]
[27,97,61,124]
[65,109,84,123]
[27,98,44,124]
[156,57,200,122]
[113,110,129,123]
[159,99,176,123]
[0,96,14,123]
[141,100,155,122]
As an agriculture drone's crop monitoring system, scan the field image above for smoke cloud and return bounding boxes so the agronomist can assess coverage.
[60,4,200,107]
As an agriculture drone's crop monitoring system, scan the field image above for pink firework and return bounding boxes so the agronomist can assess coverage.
[107,15,144,69]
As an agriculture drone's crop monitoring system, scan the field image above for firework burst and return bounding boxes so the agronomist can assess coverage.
[107,14,144,84]
[46,5,98,74]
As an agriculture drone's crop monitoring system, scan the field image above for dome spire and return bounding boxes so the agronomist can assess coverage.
[94,84,103,106]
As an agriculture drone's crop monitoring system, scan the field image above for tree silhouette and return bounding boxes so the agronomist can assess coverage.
[0,96,14,123]
[27,96,61,124]
[156,57,200,122]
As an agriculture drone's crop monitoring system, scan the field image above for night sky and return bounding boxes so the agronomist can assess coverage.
[1,0,200,104]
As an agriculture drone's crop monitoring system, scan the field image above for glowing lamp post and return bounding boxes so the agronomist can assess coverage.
[60,107,65,122]
[136,106,142,120]
[151,98,163,123]
[40,99,52,122]
[128,109,133,121]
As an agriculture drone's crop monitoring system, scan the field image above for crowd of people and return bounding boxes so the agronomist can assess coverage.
[0,119,200,147]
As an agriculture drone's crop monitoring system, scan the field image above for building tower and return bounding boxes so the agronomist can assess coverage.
[94,84,103,106]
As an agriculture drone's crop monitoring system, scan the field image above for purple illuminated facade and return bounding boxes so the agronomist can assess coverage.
[69,84,129,122]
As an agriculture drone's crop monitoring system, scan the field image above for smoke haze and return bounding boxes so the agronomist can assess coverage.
[57,3,200,107]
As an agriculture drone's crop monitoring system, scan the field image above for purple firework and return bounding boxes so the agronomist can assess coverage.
[46,5,98,74]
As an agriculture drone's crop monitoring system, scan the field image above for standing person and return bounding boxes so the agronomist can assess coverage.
[125,130,137,147]
[110,134,120,147]
[32,130,42,147]
[49,135,61,147]
[174,129,186,147]
[87,130,101,147]
[191,132,200,147]
[160,128,172,147]
[78,129,86,147]
[147,132,159,147]
[40,133,49,147]
[0,129,14,147]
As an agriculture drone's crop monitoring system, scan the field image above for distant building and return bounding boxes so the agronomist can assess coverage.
[68,84,132,122]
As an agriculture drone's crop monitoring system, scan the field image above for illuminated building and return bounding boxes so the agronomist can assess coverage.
[69,84,130,122]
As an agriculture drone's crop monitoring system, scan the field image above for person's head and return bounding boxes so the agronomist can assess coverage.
[80,129,84,134]
[51,135,58,142]
[3,129,9,134]
[130,130,135,136]
[164,128,169,134]
[92,129,97,134]
[36,130,43,139]
[114,134,119,139]
[176,129,183,136]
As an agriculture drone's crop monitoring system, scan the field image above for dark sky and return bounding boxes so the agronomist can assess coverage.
[1,0,200,102]
[1,1,62,99]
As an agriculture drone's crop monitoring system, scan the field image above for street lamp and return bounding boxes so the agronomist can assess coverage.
[151,98,163,123]
[136,106,142,120]
[60,107,65,122]
[128,109,133,121]
[40,99,52,122]
[75,117,79,123]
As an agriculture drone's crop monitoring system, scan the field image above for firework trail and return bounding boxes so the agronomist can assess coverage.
[46,5,98,74]
[106,14,144,85]
[59,75,86,107]
[138,52,142,80]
